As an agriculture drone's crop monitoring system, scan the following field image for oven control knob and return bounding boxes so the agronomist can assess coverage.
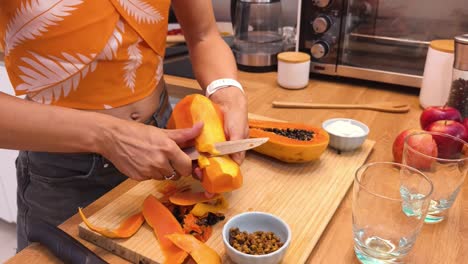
[312,0,331,8]
[312,16,331,34]
[310,41,329,59]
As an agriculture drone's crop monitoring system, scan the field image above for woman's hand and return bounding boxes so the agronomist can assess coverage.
[210,87,249,164]
[98,120,203,181]
[172,0,248,196]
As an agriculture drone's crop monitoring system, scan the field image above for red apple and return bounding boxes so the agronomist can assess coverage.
[392,128,423,163]
[463,118,468,131]
[426,120,468,159]
[403,132,438,170]
[420,106,462,130]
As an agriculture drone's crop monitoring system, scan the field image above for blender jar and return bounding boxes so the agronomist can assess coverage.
[232,0,284,71]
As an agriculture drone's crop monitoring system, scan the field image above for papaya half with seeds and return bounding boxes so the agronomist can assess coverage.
[248,119,329,163]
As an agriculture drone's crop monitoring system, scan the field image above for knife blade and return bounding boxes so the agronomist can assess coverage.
[28,216,107,264]
[183,137,269,160]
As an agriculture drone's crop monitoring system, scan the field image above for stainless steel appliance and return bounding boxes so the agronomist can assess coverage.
[297,0,468,87]
[231,0,284,71]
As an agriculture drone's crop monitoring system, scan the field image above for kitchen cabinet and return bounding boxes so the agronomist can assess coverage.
[0,62,18,223]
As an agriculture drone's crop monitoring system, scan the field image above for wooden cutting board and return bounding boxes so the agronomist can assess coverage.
[79,122,374,264]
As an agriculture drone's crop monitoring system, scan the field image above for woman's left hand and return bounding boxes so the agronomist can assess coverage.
[192,86,248,197]
[209,87,249,165]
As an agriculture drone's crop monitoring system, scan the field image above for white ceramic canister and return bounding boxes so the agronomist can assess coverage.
[419,40,454,108]
[277,52,311,89]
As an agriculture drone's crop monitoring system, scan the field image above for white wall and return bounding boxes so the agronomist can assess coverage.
[0,62,18,223]
[212,0,299,26]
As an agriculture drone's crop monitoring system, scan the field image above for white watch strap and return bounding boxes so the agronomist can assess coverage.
[205,78,244,97]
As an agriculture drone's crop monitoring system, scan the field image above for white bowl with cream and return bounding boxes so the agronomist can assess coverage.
[322,118,369,152]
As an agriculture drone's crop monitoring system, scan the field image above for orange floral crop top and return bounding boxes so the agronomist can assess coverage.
[0,0,170,110]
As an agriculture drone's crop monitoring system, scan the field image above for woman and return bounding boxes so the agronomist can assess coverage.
[0,0,248,251]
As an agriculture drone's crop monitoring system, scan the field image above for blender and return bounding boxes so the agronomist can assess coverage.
[231,0,284,72]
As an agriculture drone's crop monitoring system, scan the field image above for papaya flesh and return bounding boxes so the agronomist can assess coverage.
[249,119,329,163]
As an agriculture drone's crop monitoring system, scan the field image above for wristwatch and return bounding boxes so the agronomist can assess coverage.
[205,78,244,97]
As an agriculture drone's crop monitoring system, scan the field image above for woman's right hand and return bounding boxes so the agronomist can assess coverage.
[98,119,203,181]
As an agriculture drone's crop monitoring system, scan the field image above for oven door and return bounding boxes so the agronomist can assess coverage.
[338,0,468,87]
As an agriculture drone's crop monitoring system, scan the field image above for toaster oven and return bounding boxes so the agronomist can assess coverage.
[296,0,468,87]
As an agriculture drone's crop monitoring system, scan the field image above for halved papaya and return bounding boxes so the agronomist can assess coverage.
[249,119,329,163]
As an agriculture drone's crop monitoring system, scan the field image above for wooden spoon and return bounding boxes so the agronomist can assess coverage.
[272,101,410,113]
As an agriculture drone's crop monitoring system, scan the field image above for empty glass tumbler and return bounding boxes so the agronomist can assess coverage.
[402,131,468,223]
[352,162,433,263]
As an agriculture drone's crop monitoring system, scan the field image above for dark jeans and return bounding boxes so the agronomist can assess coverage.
[16,88,172,251]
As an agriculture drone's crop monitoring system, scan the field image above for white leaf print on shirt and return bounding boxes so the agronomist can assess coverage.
[97,19,125,61]
[117,0,163,24]
[4,0,84,55]
[124,38,143,92]
[17,52,97,104]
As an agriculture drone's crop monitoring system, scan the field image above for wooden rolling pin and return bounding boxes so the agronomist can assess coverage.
[272,101,410,113]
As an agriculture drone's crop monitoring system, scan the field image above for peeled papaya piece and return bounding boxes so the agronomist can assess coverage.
[202,156,242,193]
[169,192,221,206]
[168,94,225,154]
[78,208,144,239]
[166,234,221,264]
[168,94,243,193]
[249,119,330,163]
[142,195,188,264]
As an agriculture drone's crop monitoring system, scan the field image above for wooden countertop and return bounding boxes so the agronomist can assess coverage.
[6,72,468,263]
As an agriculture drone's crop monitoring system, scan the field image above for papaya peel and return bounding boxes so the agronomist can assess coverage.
[169,191,221,206]
[79,189,225,263]
[190,197,229,217]
[142,195,188,264]
[78,208,144,239]
[166,233,221,264]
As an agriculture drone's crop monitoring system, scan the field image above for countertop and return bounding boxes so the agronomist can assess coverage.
[6,72,468,263]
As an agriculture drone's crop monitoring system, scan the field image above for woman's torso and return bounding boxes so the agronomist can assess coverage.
[84,80,164,122]
[0,0,172,122]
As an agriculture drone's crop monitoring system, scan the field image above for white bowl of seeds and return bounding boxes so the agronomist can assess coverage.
[222,211,291,264]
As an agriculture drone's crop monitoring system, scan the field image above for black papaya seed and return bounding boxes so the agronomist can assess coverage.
[262,128,314,141]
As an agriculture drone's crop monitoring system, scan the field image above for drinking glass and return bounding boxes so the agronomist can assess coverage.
[403,131,468,223]
[352,162,433,263]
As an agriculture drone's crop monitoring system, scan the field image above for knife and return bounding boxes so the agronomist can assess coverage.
[28,216,107,264]
[183,137,269,160]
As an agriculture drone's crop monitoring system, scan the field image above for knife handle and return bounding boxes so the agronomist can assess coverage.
[28,216,107,264]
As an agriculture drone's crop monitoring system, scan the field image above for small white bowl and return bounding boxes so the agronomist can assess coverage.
[222,212,291,264]
[322,118,369,152]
